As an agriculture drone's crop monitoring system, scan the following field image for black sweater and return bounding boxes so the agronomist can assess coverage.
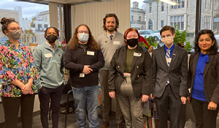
[63,45,105,88]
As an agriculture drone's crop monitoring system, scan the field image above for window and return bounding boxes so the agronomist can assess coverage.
[131,15,134,22]
[161,20,164,27]
[149,3,152,13]
[149,19,153,30]
[44,24,48,28]
[139,16,141,21]
[31,23,35,28]
[171,0,185,9]
[161,2,164,11]
[170,15,184,30]
[205,0,207,9]
[187,0,189,8]
[204,16,211,29]
[0,0,49,45]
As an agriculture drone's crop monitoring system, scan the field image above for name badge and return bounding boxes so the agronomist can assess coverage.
[113,41,120,45]
[87,51,94,56]
[79,73,85,78]
[44,53,52,58]
[133,52,142,57]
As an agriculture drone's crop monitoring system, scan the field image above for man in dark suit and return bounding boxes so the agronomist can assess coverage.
[151,26,188,128]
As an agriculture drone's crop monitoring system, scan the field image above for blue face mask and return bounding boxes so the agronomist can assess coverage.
[78,33,89,43]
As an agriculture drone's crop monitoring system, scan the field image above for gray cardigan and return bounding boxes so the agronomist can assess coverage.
[97,31,124,70]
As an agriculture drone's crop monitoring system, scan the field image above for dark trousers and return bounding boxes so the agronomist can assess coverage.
[100,70,123,124]
[191,98,219,128]
[2,94,35,128]
[155,85,182,128]
[38,84,64,128]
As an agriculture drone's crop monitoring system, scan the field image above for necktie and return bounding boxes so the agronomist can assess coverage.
[166,49,171,67]
[110,35,113,40]
[166,49,171,84]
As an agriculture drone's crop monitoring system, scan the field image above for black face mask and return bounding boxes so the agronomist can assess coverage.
[46,34,57,43]
[127,38,138,47]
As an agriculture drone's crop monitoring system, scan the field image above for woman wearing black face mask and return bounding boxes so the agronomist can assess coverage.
[108,28,152,128]
[0,17,38,128]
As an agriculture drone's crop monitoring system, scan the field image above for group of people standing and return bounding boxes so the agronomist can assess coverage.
[0,12,219,128]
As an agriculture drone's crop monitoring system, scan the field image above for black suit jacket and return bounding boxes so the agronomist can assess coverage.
[108,45,152,99]
[188,52,219,104]
[152,45,188,99]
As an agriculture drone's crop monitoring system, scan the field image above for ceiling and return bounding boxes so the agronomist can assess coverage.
[15,0,108,5]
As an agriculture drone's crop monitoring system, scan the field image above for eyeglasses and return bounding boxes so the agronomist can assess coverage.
[8,27,22,31]
[77,31,89,34]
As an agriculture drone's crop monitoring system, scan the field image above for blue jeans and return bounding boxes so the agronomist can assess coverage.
[72,85,99,128]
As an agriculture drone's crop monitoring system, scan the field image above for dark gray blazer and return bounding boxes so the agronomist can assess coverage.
[188,52,219,104]
[108,45,152,99]
[152,45,188,99]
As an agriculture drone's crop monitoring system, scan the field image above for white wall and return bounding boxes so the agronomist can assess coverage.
[71,0,130,39]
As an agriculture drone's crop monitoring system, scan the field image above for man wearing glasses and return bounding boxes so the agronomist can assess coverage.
[97,13,124,128]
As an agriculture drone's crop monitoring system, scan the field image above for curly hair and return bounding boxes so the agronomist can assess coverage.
[102,13,119,31]
[1,17,18,35]
[194,29,218,55]
[68,24,99,50]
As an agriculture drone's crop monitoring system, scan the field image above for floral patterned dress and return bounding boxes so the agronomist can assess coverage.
[0,40,38,97]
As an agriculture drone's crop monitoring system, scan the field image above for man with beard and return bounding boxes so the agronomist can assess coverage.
[97,13,124,128]
[33,27,65,128]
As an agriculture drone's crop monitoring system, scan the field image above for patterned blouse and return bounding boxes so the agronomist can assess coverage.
[0,40,38,97]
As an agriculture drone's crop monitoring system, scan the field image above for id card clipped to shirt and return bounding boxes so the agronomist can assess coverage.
[79,73,85,78]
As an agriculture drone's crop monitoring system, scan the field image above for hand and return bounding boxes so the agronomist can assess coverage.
[141,94,149,102]
[109,91,115,98]
[150,93,155,99]
[83,65,93,75]
[22,83,32,95]
[208,101,217,110]
[187,96,190,103]
[148,46,154,53]
[181,96,187,104]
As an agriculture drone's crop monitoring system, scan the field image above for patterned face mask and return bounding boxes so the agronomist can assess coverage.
[9,29,22,40]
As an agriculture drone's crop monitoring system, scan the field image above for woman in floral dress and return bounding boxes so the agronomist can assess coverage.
[0,17,38,128]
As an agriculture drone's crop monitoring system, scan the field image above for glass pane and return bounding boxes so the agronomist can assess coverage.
[181,15,184,21]
[178,16,181,21]
[171,16,173,22]
[0,0,49,45]
[130,0,196,48]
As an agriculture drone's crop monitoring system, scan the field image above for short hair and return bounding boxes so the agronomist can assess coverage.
[0,17,18,35]
[44,27,59,38]
[124,28,140,45]
[103,13,119,31]
[160,25,175,35]
[195,29,218,55]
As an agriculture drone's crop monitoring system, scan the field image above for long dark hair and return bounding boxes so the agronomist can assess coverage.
[195,29,218,55]
[68,24,99,50]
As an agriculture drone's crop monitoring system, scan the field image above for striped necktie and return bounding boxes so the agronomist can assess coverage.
[166,49,171,84]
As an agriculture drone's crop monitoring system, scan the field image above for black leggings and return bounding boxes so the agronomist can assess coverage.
[2,94,35,128]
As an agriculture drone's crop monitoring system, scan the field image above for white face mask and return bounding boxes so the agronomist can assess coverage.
[161,36,173,46]
[78,33,89,43]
